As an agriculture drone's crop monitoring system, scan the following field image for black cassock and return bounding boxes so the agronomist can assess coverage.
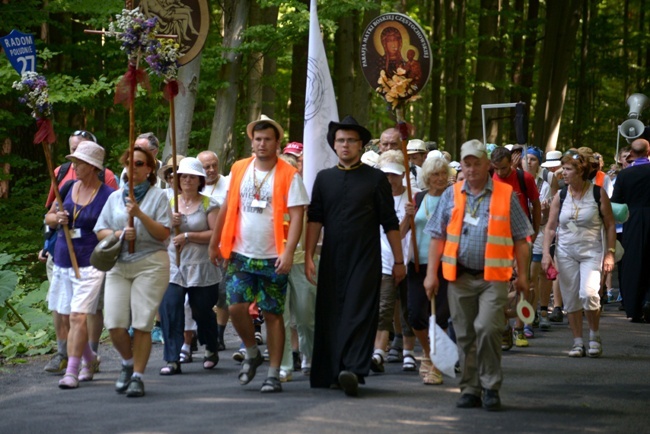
[308,162,399,388]
[611,163,650,319]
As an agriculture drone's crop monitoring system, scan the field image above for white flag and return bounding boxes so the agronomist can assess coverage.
[303,0,339,198]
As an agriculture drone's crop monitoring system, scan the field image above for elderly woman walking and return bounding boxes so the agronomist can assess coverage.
[45,141,113,389]
[542,150,616,358]
[94,146,172,397]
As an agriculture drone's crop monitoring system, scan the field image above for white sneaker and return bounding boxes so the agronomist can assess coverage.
[279,369,292,382]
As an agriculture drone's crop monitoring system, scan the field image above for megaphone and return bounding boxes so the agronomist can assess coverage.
[620,118,644,142]
[626,93,649,119]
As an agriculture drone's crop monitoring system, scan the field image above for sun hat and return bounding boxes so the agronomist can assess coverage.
[90,232,124,272]
[157,154,185,180]
[380,162,405,176]
[541,150,562,168]
[327,115,372,149]
[361,150,380,167]
[283,142,303,157]
[460,140,487,160]
[427,150,443,160]
[177,157,206,177]
[407,139,427,154]
[247,114,284,140]
[66,141,105,170]
[449,161,461,171]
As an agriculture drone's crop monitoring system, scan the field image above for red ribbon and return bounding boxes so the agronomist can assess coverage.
[33,118,56,145]
[162,79,185,101]
[114,64,151,107]
[396,121,414,141]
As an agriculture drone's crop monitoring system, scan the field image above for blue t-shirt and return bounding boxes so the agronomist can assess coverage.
[53,182,113,268]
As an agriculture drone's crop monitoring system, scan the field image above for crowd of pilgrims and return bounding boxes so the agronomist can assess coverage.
[39,124,648,403]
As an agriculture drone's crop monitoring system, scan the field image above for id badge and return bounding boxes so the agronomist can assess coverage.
[70,228,82,239]
[463,213,479,226]
[566,221,578,234]
[251,199,267,209]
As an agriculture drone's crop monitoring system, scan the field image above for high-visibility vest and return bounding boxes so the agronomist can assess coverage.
[220,156,297,258]
[593,170,605,188]
[441,181,514,281]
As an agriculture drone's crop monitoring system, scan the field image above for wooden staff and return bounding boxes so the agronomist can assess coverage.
[127,59,137,253]
[396,107,419,272]
[42,142,80,278]
[169,85,181,266]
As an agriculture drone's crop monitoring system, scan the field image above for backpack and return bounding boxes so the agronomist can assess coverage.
[558,184,602,223]
[57,161,106,184]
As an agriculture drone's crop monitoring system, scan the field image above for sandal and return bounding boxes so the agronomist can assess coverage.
[179,350,193,364]
[402,354,417,371]
[58,373,79,389]
[386,346,403,363]
[203,352,219,370]
[160,362,182,376]
[419,357,433,379]
[260,376,282,393]
[568,344,586,358]
[79,356,101,382]
[370,351,385,373]
[238,352,264,385]
[423,366,443,385]
[587,337,602,358]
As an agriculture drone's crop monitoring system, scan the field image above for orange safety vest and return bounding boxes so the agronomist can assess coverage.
[220,157,297,258]
[441,181,515,282]
[593,170,605,188]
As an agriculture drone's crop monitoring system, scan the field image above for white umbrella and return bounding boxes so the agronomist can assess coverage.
[429,297,458,378]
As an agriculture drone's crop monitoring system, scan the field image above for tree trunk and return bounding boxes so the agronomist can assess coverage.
[208,0,251,166]
[334,16,355,118]
[352,2,380,127]
[468,0,503,142]
[428,0,443,144]
[261,5,279,118]
[162,53,202,159]
[455,0,467,149]
[444,0,459,156]
[572,0,591,147]
[247,2,263,124]
[533,0,582,153]
[288,0,309,143]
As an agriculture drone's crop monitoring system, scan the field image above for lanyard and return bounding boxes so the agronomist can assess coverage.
[253,165,274,200]
[72,185,99,227]
[467,194,486,218]
[570,182,589,220]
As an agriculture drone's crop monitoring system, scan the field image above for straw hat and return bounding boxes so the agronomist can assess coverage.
[157,155,185,180]
[247,114,284,140]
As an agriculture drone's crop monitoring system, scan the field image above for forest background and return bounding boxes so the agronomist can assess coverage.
[0,0,647,360]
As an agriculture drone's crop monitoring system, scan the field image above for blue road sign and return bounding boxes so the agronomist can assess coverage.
[0,29,37,75]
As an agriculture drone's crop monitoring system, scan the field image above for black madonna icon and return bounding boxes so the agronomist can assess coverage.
[360,13,431,108]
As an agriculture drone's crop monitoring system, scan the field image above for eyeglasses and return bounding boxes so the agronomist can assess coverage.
[335,138,361,145]
[72,130,97,142]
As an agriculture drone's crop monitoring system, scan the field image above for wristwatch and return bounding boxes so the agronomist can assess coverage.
[607,247,616,254]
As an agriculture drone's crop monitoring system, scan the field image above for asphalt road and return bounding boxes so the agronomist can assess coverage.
[1,302,649,434]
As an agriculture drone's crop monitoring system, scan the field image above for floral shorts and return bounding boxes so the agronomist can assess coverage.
[225,253,287,315]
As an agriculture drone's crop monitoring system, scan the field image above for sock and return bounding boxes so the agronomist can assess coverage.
[392,334,403,349]
[57,340,68,357]
[540,306,548,316]
[82,343,97,365]
[246,345,259,359]
[66,356,81,376]
[217,324,226,341]
[122,358,134,367]
[181,343,191,353]
[373,348,387,361]
[403,349,414,357]
[132,372,143,379]
[89,341,99,353]
[267,367,279,379]
[573,337,584,347]
[589,330,600,340]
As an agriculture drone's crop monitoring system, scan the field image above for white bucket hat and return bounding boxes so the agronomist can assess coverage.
[541,150,562,168]
[66,141,105,170]
[177,157,206,177]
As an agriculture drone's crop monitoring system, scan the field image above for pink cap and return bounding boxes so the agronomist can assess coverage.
[283,142,303,156]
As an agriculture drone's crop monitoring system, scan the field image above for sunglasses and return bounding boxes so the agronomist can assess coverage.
[563,150,581,160]
[127,160,147,167]
[72,130,97,142]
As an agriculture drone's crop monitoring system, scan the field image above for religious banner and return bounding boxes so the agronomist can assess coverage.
[133,0,209,65]
[360,13,432,109]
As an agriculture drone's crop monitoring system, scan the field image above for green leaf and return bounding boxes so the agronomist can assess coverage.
[0,270,18,305]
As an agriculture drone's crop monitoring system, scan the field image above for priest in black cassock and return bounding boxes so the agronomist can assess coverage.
[305,116,406,397]
[611,139,650,322]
